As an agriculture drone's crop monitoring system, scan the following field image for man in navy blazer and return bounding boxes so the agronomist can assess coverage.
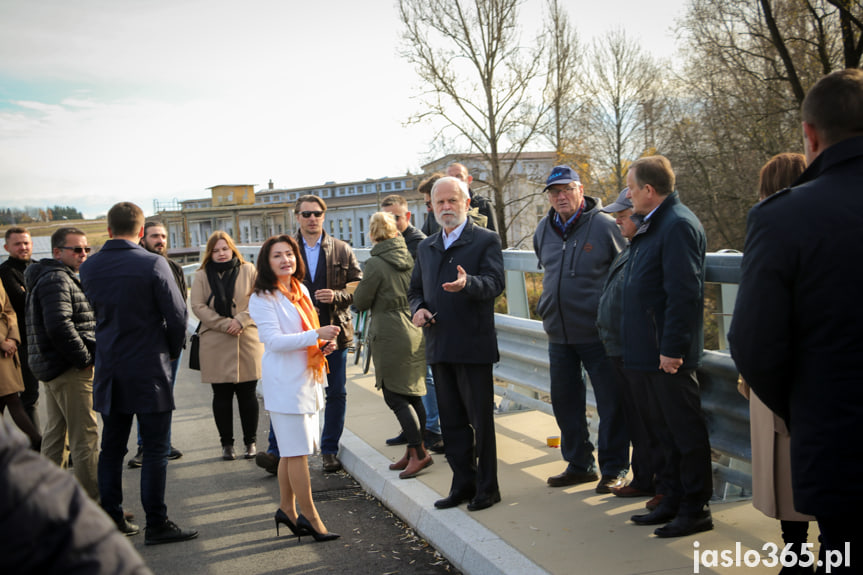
[730,69,863,570]
[408,176,505,512]
[80,202,196,545]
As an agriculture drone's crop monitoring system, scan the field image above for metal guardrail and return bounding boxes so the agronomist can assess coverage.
[198,247,752,494]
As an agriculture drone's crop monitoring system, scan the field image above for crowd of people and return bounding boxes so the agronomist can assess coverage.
[0,69,860,572]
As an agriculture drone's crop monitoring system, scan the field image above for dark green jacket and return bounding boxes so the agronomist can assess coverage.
[353,236,425,395]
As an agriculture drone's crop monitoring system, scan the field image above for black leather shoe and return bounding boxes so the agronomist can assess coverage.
[114,515,140,537]
[386,431,408,446]
[144,520,198,545]
[467,492,501,512]
[127,446,143,468]
[424,431,445,454]
[256,451,279,475]
[631,506,677,525]
[547,469,599,487]
[222,445,236,461]
[321,453,342,472]
[434,490,475,509]
[595,475,627,494]
[167,446,183,460]
[654,509,713,538]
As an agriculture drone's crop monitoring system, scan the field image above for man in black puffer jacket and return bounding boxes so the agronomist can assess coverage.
[25,227,100,504]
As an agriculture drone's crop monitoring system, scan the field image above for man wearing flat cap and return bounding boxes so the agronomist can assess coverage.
[533,166,629,494]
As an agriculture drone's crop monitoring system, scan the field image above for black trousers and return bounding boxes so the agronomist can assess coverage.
[611,357,663,492]
[816,515,861,574]
[211,381,258,446]
[628,369,712,515]
[382,387,426,448]
[432,362,499,499]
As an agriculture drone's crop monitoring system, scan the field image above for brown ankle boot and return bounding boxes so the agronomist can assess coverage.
[389,447,410,471]
[399,445,433,479]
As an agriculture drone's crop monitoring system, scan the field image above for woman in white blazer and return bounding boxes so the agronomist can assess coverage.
[248,235,341,543]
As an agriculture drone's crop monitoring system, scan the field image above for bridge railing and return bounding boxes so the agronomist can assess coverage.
[190,247,752,498]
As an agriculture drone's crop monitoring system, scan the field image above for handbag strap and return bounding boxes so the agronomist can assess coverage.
[194,292,215,334]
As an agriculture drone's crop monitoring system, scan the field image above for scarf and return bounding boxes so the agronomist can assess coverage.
[206,257,241,318]
[277,276,329,384]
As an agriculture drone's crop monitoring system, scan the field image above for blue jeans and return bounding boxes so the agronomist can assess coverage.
[320,348,347,454]
[548,340,629,477]
[99,410,172,527]
[267,421,280,457]
[137,355,180,448]
[422,364,441,435]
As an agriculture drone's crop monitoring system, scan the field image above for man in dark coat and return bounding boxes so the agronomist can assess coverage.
[80,202,195,545]
[408,176,505,512]
[622,156,713,538]
[730,69,863,570]
[0,227,39,425]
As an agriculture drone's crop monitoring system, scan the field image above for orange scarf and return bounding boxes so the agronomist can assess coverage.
[277,276,329,384]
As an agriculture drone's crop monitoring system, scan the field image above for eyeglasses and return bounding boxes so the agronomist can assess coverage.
[299,211,324,218]
[60,246,92,254]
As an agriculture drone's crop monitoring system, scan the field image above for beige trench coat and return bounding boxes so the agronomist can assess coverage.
[0,282,24,396]
[191,262,263,384]
[744,381,815,522]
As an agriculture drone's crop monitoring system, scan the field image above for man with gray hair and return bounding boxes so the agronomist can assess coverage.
[408,176,504,511]
[533,166,629,494]
[731,69,863,568]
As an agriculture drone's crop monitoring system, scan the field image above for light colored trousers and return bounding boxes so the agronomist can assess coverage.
[40,366,100,501]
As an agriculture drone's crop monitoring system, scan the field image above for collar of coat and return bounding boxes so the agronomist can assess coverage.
[795,134,863,188]
[429,218,476,252]
[631,191,680,239]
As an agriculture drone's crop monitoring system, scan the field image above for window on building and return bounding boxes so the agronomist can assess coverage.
[359,218,365,247]
[338,219,344,240]
[384,182,392,191]
[347,219,353,245]
[329,221,334,234]
[394,181,402,189]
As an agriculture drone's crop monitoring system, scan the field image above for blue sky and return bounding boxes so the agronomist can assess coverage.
[0,0,685,218]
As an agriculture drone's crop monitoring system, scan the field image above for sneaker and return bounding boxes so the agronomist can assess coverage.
[168,446,183,460]
[385,430,407,446]
[145,520,199,545]
[127,446,144,468]
[255,451,279,475]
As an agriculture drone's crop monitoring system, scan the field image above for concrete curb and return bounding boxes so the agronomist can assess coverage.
[339,428,550,575]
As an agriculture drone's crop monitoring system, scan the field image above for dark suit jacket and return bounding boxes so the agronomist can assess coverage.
[729,135,863,516]
[408,220,504,365]
[80,239,187,415]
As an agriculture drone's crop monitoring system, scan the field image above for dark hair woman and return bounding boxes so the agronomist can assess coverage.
[248,235,341,543]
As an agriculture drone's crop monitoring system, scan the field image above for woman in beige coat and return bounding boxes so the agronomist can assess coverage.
[191,231,263,461]
[0,281,41,450]
[738,153,814,571]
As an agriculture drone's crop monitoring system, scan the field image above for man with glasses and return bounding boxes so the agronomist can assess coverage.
[24,227,99,502]
[533,166,630,494]
[294,195,362,472]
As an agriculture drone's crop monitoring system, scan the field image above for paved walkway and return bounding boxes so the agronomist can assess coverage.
[342,360,800,575]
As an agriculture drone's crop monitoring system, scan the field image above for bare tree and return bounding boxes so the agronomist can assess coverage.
[583,29,663,200]
[398,0,548,248]
[664,0,862,250]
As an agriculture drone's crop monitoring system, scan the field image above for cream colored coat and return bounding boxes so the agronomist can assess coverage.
[248,286,324,415]
[191,262,263,384]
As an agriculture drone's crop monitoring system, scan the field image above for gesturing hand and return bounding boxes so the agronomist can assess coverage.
[442,265,467,292]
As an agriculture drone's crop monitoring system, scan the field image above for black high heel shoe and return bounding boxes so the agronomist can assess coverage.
[274,508,308,537]
[296,514,340,542]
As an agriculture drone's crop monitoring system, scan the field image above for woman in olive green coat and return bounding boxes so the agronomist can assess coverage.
[353,212,430,479]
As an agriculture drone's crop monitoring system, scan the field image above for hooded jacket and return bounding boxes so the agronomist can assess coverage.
[353,236,425,396]
[24,259,95,382]
[533,196,625,344]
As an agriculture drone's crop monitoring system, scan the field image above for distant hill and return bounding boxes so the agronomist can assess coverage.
[1,219,111,249]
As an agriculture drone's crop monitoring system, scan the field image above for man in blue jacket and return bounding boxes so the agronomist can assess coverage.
[408,176,504,512]
[80,202,196,545]
[533,166,629,494]
[730,69,863,569]
[622,156,713,538]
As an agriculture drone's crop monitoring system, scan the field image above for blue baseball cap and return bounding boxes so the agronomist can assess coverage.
[543,165,581,192]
